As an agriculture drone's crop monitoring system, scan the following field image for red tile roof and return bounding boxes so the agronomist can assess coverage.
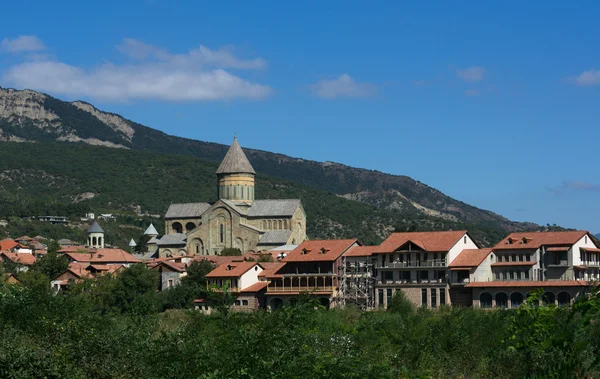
[493,231,591,250]
[241,281,269,293]
[258,262,286,278]
[63,249,141,264]
[206,261,263,278]
[546,247,570,252]
[344,245,379,257]
[283,240,357,262]
[194,255,245,266]
[0,239,21,251]
[376,231,468,253]
[466,280,589,288]
[152,260,187,272]
[582,247,600,253]
[57,246,89,253]
[0,252,36,265]
[449,248,493,268]
[490,261,536,267]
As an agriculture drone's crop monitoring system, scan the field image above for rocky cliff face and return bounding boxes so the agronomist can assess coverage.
[0,86,538,233]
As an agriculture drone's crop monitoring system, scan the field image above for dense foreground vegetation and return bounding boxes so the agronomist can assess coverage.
[1,264,600,378]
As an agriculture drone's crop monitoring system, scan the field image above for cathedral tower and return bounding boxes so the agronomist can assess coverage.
[216,137,256,203]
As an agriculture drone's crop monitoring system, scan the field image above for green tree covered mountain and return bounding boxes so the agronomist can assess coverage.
[0,86,546,247]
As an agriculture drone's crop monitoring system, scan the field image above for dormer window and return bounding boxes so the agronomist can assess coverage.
[507,238,514,245]
[301,249,309,255]
[521,237,528,244]
[320,248,328,255]
[227,264,232,270]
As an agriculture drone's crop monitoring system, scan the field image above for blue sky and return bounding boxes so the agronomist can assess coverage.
[1,1,599,232]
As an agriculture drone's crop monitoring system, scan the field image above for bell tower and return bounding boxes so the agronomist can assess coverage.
[216,136,256,203]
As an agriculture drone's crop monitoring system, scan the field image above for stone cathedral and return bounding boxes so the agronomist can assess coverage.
[155,137,307,258]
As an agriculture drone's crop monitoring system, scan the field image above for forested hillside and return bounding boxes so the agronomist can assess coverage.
[0,142,515,247]
[0,87,538,234]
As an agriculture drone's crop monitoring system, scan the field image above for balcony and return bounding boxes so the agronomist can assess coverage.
[377,259,447,269]
[267,286,336,293]
[449,278,471,286]
[376,278,446,286]
[546,260,569,267]
[267,273,337,293]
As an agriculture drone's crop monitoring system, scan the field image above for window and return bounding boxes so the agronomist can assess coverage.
[386,289,393,304]
[525,254,531,262]
[519,254,524,262]
[440,288,446,305]
[585,236,588,244]
[167,279,174,288]
[421,289,427,307]
[495,271,501,280]
[234,300,241,306]
[378,289,384,308]
[464,236,467,244]
[242,300,248,306]
[388,254,393,263]
[512,254,517,262]
[219,223,224,243]
[525,270,530,280]
[384,271,393,282]
[431,289,437,308]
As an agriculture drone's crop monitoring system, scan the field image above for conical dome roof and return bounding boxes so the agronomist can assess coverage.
[216,137,255,175]
[129,238,137,247]
[144,223,158,236]
[87,221,104,233]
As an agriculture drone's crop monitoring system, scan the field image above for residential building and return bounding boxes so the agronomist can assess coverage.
[151,260,187,290]
[51,262,124,291]
[466,231,598,308]
[38,216,68,224]
[0,252,36,271]
[60,248,141,267]
[263,239,359,310]
[373,231,479,309]
[205,260,266,312]
[337,245,378,309]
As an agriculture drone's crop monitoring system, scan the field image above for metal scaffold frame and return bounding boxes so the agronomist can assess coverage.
[337,255,375,310]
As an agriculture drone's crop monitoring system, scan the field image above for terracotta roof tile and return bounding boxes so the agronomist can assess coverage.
[283,240,357,262]
[449,248,493,267]
[344,245,379,257]
[493,231,591,250]
[63,249,141,264]
[0,252,36,265]
[241,281,269,293]
[206,261,262,278]
[258,262,286,278]
[376,231,468,253]
[582,247,600,253]
[0,239,21,251]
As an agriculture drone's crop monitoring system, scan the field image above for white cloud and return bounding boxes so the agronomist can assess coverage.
[456,66,486,82]
[1,35,47,53]
[2,38,271,102]
[569,69,600,86]
[309,74,376,99]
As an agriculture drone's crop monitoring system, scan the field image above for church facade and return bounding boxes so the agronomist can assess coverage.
[157,137,307,258]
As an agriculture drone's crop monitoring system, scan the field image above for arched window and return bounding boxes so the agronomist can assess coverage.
[542,292,555,305]
[480,292,493,308]
[268,220,272,229]
[172,222,183,234]
[88,237,91,246]
[98,237,103,247]
[284,220,288,229]
[262,221,267,229]
[92,236,97,246]
[219,223,224,244]
[185,222,196,232]
[464,236,467,244]
[495,292,508,309]
[278,220,283,230]
[557,292,571,306]
[510,292,524,308]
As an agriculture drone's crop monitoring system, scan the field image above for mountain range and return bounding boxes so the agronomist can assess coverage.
[0,86,551,246]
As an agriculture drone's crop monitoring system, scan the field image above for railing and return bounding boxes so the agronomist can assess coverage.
[377,260,447,269]
[547,260,569,267]
[450,278,470,285]
[267,286,336,292]
[282,273,337,277]
[376,278,446,285]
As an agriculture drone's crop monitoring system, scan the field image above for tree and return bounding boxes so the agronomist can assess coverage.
[387,290,415,315]
[220,247,241,256]
[257,254,274,262]
[32,242,69,280]
[182,259,216,288]
[134,234,151,254]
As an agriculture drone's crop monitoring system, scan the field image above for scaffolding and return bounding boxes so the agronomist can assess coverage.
[337,255,375,310]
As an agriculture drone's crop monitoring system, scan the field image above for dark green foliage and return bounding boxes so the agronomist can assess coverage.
[220,247,242,256]
[0,141,535,246]
[257,254,274,262]
[182,259,215,288]
[2,274,600,377]
[31,251,69,280]
[134,234,151,254]
[387,289,415,315]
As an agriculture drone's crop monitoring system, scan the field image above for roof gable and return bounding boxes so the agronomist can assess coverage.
[284,239,357,262]
[165,203,211,219]
[494,231,591,250]
[206,261,263,278]
[377,231,467,253]
[248,199,301,217]
[449,248,493,268]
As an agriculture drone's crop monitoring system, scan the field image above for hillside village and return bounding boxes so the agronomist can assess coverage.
[2,138,598,312]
